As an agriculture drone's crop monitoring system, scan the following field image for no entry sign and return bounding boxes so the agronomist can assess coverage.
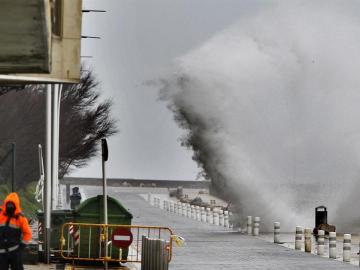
[112,228,133,249]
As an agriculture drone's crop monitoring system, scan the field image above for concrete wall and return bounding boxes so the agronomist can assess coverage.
[0,0,51,73]
[61,177,211,189]
[0,0,82,83]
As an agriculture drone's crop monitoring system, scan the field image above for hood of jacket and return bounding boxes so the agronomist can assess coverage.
[2,192,22,215]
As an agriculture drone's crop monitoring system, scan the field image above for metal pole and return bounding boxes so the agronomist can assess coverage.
[51,84,58,210]
[102,139,108,270]
[11,142,15,192]
[45,84,52,264]
[56,84,63,209]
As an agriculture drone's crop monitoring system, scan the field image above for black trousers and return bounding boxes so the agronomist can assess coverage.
[0,249,23,270]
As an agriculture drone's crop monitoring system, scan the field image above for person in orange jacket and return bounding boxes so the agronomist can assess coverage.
[0,192,32,270]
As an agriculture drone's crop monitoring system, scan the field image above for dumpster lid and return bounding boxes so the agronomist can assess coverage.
[74,195,133,219]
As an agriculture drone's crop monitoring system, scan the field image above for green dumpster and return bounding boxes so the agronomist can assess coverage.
[73,195,133,261]
[36,209,74,260]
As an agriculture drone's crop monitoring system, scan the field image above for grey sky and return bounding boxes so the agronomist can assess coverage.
[71,0,264,179]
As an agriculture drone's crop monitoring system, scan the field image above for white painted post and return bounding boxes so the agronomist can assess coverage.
[187,204,191,218]
[209,208,214,224]
[163,200,166,210]
[224,211,229,228]
[196,206,201,221]
[329,232,336,259]
[304,228,312,253]
[247,216,252,235]
[295,226,303,250]
[274,222,280,243]
[213,209,220,226]
[170,201,174,213]
[182,203,187,216]
[206,208,211,223]
[147,192,151,203]
[317,230,325,256]
[219,210,224,226]
[201,207,206,222]
[191,205,196,219]
[343,234,351,262]
[253,217,260,236]
[174,202,178,214]
[178,202,182,214]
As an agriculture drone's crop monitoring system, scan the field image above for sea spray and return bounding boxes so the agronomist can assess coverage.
[160,1,360,231]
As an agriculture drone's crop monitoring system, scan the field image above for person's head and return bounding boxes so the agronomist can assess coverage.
[5,201,16,216]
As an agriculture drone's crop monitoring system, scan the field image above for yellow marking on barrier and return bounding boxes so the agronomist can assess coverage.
[60,222,174,264]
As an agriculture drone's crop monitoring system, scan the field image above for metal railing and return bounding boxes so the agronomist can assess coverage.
[60,222,173,264]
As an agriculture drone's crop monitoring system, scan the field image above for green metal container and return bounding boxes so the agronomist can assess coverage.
[36,195,132,263]
[73,195,133,261]
[36,209,74,263]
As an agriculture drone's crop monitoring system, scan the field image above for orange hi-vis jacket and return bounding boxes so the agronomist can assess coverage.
[0,193,32,252]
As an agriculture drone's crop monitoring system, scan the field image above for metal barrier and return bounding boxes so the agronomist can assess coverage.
[60,223,173,264]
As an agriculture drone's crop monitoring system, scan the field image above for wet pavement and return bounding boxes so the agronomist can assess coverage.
[80,186,358,269]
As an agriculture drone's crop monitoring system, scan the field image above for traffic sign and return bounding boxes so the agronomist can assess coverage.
[112,228,133,249]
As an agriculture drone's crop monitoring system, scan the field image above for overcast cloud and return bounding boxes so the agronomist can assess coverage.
[72,0,264,179]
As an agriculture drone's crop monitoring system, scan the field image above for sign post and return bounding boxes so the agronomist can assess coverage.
[101,138,108,270]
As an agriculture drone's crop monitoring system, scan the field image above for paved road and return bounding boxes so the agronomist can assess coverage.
[78,186,357,270]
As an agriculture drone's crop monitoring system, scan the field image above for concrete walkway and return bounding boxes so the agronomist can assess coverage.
[108,189,357,270]
[30,186,357,270]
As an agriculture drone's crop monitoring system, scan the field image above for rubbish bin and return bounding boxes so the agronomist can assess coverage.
[315,206,327,228]
[73,195,133,261]
[36,209,74,261]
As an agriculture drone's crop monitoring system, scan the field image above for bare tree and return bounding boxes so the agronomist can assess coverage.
[0,71,118,188]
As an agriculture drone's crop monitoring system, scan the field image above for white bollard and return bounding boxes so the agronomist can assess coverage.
[196,206,201,221]
[317,230,325,256]
[178,202,182,214]
[187,204,191,218]
[182,203,187,216]
[295,226,303,250]
[229,212,233,229]
[247,216,252,235]
[201,207,206,222]
[224,211,229,228]
[147,192,151,203]
[152,197,156,206]
[174,202,178,214]
[163,200,166,210]
[274,222,280,243]
[191,205,196,219]
[304,228,312,253]
[253,217,260,236]
[219,210,224,226]
[170,201,174,213]
[329,231,336,259]
[213,209,220,226]
[343,234,351,262]
[206,208,211,223]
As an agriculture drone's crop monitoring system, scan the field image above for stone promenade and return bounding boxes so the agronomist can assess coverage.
[27,186,358,270]
[113,189,357,270]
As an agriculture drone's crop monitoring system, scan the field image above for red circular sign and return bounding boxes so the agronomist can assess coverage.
[112,228,133,249]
